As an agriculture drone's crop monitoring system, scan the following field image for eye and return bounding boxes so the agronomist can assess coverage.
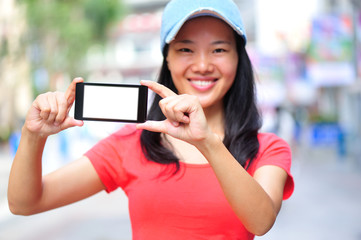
[179,48,192,53]
[213,48,226,53]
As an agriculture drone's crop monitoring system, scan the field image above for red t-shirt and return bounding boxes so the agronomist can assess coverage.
[85,125,294,240]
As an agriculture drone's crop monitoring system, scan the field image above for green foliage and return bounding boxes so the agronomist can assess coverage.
[0,38,8,58]
[84,0,124,41]
[309,113,338,123]
[19,0,126,91]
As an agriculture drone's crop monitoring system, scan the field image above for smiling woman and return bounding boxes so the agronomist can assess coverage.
[8,0,294,239]
[166,16,238,109]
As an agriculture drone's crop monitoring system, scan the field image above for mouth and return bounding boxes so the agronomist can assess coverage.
[188,77,218,90]
[189,80,215,87]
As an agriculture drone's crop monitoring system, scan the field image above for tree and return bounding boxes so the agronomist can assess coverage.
[20,0,126,93]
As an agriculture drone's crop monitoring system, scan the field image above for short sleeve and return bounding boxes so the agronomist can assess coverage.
[85,125,137,193]
[248,133,294,200]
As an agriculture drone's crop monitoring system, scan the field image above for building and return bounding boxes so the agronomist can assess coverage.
[0,0,32,141]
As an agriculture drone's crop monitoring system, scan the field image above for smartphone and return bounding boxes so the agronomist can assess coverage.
[74,82,148,123]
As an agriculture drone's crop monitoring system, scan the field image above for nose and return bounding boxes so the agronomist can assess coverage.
[191,53,214,74]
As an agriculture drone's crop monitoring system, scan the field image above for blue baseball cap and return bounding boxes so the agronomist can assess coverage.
[160,0,247,52]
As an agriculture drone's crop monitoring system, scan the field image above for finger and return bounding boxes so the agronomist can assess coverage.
[159,97,190,125]
[159,97,177,123]
[55,92,68,126]
[36,94,51,120]
[60,116,84,130]
[136,120,167,133]
[65,77,84,107]
[140,80,176,99]
[45,93,59,123]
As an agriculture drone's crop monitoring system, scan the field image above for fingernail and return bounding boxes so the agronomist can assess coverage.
[74,77,84,83]
[140,80,151,85]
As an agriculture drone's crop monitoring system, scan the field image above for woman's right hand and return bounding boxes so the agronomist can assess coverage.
[9,77,105,216]
[24,77,84,137]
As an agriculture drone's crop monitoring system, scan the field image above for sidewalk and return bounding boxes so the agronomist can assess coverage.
[1,137,361,239]
[257,146,361,240]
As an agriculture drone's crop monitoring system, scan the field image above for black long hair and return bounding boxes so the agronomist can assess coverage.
[140,35,262,171]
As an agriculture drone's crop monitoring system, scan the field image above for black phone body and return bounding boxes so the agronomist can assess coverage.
[75,82,148,123]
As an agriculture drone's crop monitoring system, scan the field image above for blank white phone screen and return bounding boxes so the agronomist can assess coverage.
[83,85,139,120]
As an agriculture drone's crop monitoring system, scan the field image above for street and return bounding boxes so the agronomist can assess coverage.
[1,131,361,240]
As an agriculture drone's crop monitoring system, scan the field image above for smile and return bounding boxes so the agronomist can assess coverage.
[190,80,215,87]
[188,78,218,91]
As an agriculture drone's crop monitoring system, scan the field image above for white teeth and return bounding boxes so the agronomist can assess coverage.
[191,80,213,87]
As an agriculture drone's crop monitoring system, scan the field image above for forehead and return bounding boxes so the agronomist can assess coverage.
[175,16,235,40]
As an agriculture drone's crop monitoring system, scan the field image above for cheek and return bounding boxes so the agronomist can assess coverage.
[168,65,182,85]
[167,58,190,85]
[215,51,238,72]
[221,59,238,81]
[167,55,182,77]
[219,59,238,94]
[167,62,185,93]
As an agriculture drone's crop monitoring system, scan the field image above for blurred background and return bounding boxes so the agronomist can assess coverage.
[0,0,361,239]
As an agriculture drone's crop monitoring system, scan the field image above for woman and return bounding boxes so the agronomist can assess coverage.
[8,0,294,239]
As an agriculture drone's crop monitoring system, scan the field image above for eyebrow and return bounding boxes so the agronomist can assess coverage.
[174,39,232,45]
[211,40,232,45]
[174,39,194,44]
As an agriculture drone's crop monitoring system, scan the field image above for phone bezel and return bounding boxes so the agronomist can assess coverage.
[74,82,148,123]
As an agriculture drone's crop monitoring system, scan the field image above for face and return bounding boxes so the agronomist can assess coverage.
[167,16,238,110]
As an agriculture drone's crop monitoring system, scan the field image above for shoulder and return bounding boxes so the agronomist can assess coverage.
[252,132,294,200]
[257,132,291,155]
[248,132,292,174]
[85,124,144,193]
[258,132,289,147]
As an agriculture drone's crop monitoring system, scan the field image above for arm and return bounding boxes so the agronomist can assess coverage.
[195,133,288,235]
[8,78,105,215]
[137,80,288,236]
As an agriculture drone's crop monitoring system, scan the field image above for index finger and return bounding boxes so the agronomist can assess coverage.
[140,80,177,99]
[65,77,84,106]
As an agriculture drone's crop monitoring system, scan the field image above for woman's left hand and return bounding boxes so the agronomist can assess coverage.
[136,80,212,145]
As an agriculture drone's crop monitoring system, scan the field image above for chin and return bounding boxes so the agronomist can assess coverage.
[200,99,221,110]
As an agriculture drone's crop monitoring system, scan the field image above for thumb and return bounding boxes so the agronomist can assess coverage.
[136,120,167,133]
[60,116,84,130]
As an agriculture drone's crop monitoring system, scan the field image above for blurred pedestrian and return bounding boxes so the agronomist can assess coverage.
[272,105,296,144]
[8,0,294,239]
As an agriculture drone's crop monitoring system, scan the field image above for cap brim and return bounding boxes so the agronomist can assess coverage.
[165,9,245,45]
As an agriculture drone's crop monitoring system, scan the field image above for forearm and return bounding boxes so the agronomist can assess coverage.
[8,127,47,215]
[195,133,276,235]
